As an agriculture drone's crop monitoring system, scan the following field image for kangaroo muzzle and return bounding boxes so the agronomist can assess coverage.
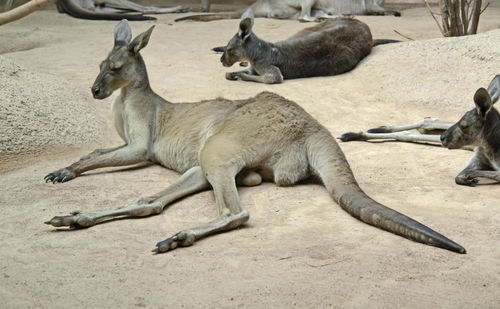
[220,53,231,67]
[92,85,101,98]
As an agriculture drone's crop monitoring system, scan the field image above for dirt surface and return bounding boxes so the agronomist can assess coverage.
[1,4,500,308]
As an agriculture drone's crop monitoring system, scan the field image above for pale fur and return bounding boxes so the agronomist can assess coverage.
[175,0,399,23]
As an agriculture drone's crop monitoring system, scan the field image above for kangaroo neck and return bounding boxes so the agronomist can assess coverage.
[120,56,152,102]
[245,34,279,64]
[120,82,151,102]
[482,108,500,159]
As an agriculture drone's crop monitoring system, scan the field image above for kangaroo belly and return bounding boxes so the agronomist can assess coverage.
[152,139,200,173]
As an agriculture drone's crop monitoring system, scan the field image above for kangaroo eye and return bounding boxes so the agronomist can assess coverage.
[458,123,470,131]
[111,66,122,72]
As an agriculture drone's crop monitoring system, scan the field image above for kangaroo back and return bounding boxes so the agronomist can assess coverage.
[175,11,243,22]
[306,129,466,253]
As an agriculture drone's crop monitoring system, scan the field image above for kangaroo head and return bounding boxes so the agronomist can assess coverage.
[441,88,493,149]
[220,10,254,67]
[92,20,155,100]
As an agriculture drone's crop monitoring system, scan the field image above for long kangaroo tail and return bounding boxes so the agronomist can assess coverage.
[175,11,243,22]
[373,39,400,46]
[58,0,156,21]
[306,130,466,254]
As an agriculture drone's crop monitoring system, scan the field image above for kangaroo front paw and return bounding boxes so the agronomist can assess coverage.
[44,168,77,184]
[455,175,478,187]
[225,72,241,81]
[152,231,196,254]
[44,211,96,228]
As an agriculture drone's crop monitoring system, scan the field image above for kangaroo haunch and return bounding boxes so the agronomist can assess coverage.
[44,20,465,254]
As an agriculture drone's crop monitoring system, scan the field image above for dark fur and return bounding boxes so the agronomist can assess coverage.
[441,77,500,186]
[277,18,372,78]
[221,18,384,83]
[338,132,366,142]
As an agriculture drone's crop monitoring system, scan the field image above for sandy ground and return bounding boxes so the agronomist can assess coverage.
[1,3,500,308]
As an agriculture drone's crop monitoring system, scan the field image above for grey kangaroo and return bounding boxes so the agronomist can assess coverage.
[340,75,500,187]
[218,14,396,84]
[44,20,464,254]
[56,0,187,21]
[175,0,400,23]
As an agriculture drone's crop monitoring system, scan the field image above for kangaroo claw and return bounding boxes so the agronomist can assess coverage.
[45,213,95,229]
[152,231,195,254]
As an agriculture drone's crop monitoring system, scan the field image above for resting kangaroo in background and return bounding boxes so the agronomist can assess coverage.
[175,0,400,23]
[44,20,465,254]
[218,14,397,84]
[340,75,500,187]
[56,0,187,21]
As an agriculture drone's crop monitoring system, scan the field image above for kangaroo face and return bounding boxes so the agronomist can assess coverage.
[90,20,154,100]
[441,109,484,149]
[220,35,247,67]
[441,88,492,149]
[92,46,136,99]
[221,16,254,67]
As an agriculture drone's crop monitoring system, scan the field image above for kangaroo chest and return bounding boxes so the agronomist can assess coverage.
[111,96,157,154]
[151,100,242,173]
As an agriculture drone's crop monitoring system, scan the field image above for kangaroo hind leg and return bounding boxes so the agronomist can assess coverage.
[273,142,309,186]
[45,166,210,229]
[153,138,251,253]
[339,118,452,144]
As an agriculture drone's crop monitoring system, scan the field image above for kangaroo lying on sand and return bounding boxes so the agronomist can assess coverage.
[219,14,396,84]
[176,0,400,23]
[44,20,464,254]
[56,0,187,20]
[341,75,500,187]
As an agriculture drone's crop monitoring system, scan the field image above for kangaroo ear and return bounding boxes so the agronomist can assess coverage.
[241,7,255,21]
[238,10,254,40]
[474,87,492,117]
[487,75,500,105]
[114,19,132,46]
[128,25,155,55]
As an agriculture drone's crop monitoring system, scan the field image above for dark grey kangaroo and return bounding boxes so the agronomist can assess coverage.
[340,75,500,187]
[219,14,397,84]
[44,20,464,254]
[441,76,500,186]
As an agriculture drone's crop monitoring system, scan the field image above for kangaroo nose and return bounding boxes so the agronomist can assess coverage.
[440,134,445,143]
[92,85,101,97]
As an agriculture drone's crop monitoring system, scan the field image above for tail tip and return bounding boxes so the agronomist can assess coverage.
[174,16,189,22]
[450,243,467,254]
[432,237,466,254]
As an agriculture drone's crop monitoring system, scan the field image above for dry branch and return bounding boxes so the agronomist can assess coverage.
[468,0,483,34]
[0,0,51,26]
[426,0,487,37]
[425,0,446,36]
